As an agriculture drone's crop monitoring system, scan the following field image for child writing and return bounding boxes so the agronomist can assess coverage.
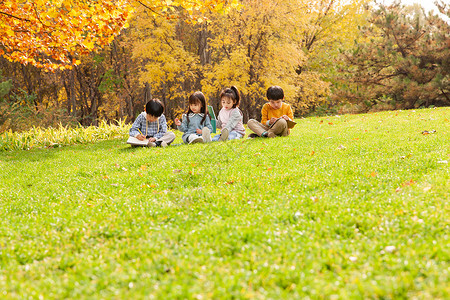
[174,91,213,144]
[247,86,294,138]
[129,99,176,147]
[212,86,245,141]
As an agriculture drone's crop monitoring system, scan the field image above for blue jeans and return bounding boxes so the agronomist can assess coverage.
[212,130,243,141]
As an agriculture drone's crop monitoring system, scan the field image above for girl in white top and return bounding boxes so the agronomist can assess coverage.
[212,86,245,141]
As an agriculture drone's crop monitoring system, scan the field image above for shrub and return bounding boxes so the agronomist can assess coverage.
[0,119,129,151]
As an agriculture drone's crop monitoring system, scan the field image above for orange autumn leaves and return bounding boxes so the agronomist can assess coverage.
[0,0,238,71]
[0,0,133,71]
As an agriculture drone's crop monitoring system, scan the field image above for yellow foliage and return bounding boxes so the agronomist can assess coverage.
[202,0,308,108]
[0,0,238,71]
[292,71,331,113]
[0,0,134,71]
[130,7,200,105]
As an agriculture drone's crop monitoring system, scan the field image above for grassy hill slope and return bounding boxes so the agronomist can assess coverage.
[0,108,449,298]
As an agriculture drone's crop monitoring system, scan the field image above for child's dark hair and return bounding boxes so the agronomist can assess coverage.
[220,86,240,108]
[187,91,209,125]
[146,99,164,117]
[267,86,284,101]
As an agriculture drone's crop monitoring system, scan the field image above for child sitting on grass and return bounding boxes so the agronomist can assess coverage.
[174,91,213,144]
[247,86,294,138]
[129,99,176,147]
[212,86,245,141]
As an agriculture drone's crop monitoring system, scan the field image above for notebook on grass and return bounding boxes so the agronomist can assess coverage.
[127,136,150,146]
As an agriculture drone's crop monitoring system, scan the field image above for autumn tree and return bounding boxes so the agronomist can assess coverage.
[0,0,133,71]
[200,0,308,120]
[0,0,238,71]
[198,0,371,118]
[334,1,450,110]
[292,0,369,115]
[129,7,201,123]
[0,0,239,130]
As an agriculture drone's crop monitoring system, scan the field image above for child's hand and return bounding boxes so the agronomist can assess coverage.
[281,115,290,120]
[269,117,278,124]
[174,118,181,126]
[136,134,146,141]
[196,128,202,134]
[149,137,156,142]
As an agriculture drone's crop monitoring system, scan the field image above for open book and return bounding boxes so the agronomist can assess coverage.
[269,118,297,129]
[127,136,150,146]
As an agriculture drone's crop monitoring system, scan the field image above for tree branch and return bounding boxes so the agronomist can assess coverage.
[0,11,31,22]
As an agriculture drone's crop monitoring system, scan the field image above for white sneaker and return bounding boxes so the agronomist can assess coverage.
[202,127,211,143]
[161,141,168,147]
[219,128,229,141]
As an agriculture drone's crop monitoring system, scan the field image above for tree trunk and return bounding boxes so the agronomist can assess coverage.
[198,24,211,66]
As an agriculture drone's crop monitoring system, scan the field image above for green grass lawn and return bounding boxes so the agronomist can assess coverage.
[0,108,449,299]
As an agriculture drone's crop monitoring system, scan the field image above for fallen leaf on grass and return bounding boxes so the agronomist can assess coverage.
[225,180,235,185]
[310,151,315,156]
[337,145,346,150]
[421,130,436,135]
[395,187,402,193]
[370,171,377,177]
[310,196,319,202]
[395,209,404,216]
[401,179,416,187]
[328,122,334,125]
[140,165,147,171]
[173,169,182,173]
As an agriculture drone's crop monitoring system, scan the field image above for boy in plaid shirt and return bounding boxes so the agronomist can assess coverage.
[129,99,176,147]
